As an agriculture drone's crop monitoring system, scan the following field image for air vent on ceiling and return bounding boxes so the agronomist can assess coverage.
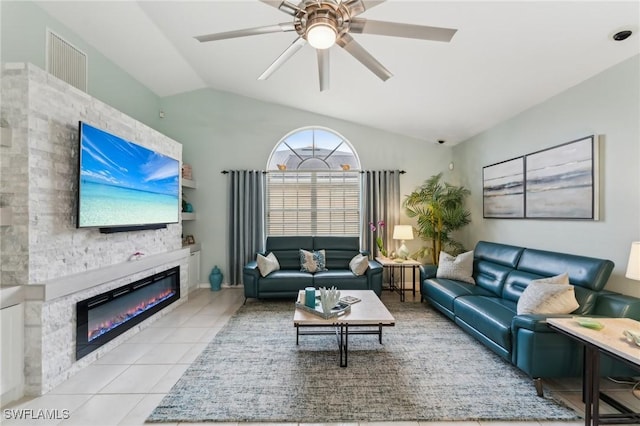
[47,30,87,92]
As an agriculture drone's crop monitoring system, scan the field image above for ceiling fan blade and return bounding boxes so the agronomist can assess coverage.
[195,23,295,43]
[317,49,330,92]
[341,0,386,17]
[259,0,304,16]
[350,18,457,42]
[258,37,307,80]
[336,33,392,81]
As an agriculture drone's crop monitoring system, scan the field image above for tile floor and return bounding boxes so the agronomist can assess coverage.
[2,287,638,426]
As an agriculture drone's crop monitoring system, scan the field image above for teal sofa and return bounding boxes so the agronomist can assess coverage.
[243,236,383,300]
[421,241,640,395]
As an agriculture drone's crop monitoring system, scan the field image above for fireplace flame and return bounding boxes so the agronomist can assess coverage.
[88,289,174,341]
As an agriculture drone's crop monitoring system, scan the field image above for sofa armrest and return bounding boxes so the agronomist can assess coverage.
[366,259,383,296]
[419,264,437,282]
[243,261,260,299]
[511,314,573,333]
[594,291,640,320]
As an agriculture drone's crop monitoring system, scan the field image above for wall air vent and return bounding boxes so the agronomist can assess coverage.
[47,30,88,92]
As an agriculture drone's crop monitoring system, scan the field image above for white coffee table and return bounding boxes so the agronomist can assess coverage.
[293,290,395,367]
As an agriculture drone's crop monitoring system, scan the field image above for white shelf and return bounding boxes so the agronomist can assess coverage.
[181,212,196,221]
[182,178,197,189]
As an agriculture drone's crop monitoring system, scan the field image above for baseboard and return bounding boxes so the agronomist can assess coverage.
[197,283,244,289]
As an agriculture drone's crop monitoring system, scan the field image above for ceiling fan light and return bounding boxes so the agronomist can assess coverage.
[307,23,337,49]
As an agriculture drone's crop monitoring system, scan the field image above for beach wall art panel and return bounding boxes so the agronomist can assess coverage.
[524,135,598,220]
[483,157,525,218]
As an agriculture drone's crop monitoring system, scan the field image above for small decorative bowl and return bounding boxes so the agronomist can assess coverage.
[623,329,640,346]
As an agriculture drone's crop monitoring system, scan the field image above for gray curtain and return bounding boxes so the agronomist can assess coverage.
[361,170,402,257]
[226,170,265,285]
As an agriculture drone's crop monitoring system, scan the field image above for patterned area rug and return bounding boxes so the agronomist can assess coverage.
[147,298,579,423]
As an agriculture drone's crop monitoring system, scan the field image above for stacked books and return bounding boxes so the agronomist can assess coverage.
[340,295,361,305]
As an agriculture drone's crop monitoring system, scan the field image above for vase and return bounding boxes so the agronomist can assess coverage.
[319,287,341,313]
[209,266,222,291]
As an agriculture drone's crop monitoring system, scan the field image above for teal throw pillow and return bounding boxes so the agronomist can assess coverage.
[299,249,327,273]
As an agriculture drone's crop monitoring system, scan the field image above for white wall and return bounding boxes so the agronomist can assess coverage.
[453,55,640,297]
[1,63,188,396]
[157,88,454,283]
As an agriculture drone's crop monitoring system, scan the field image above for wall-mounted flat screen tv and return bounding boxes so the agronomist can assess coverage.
[77,122,180,232]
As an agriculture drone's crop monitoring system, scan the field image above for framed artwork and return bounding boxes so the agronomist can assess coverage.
[525,135,598,219]
[483,157,525,218]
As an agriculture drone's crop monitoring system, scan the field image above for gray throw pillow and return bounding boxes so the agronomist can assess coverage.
[517,273,579,315]
[257,252,280,277]
[436,250,475,284]
[349,253,369,276]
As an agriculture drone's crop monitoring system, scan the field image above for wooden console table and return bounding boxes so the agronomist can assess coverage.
[547,317,640,426]
[375,257,421,302]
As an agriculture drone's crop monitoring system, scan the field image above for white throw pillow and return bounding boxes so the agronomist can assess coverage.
[436,251,475,284]
[349,254,369,276]
[517,273,579,315]
[299,249,327,273]
[257,252,280,277]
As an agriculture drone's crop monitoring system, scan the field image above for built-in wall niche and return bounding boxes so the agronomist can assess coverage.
[75,266,180,359]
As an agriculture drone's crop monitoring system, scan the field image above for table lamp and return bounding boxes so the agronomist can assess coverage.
[393,225,413,259]
[626,241,640,281]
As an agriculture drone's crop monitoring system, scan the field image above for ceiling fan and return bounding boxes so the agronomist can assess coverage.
[194,0,457,91]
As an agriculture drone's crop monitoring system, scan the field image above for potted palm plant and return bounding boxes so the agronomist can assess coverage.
[403,173,471,265]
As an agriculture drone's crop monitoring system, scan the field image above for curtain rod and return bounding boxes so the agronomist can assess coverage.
[220,171,267,174]
[221,170,406,174]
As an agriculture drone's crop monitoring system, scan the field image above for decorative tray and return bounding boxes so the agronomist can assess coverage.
[295,300,351,319]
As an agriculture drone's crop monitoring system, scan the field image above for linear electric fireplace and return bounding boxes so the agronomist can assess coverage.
[76,266,180,359]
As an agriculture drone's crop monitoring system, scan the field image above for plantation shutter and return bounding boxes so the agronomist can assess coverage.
[267,171,360,236]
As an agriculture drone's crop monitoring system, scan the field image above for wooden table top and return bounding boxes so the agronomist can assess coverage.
[547,317,640,367]
[293,290,395,326]
[375,257,422,266]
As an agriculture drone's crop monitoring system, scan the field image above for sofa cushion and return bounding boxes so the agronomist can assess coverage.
[349,254,369,276]
[313,270,368,289]
[266,236,314,270]
[517,248,614,292]
[259,270,314,292]
[257,252,280,277]
[299,249,327,273]
[437,251,475,284]
[313,236,360,269]
[474,241,524,268]
[422,278,494,314]
[473,259,513,297]
[454,295,516,352]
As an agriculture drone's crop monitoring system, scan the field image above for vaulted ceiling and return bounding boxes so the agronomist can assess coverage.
[36,1,640,144]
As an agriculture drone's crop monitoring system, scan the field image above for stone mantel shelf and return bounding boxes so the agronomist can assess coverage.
[23,248,190,302]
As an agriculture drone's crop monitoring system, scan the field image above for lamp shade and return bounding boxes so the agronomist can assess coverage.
[626,241,640,281]
[393,225,414,240]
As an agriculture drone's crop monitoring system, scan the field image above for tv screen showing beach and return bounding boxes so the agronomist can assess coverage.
[78,122,180,228]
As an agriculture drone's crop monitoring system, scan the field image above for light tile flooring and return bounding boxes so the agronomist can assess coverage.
[3,287,639,426]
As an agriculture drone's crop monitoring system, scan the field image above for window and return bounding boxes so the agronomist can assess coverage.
[266,127,361,236]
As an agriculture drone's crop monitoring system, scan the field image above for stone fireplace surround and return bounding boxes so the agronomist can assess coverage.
[24,249,189,395]
[0,63,189,396]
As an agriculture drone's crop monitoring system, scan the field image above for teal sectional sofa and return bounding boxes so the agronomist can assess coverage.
[421,241,640,395]
[243,236,383,300]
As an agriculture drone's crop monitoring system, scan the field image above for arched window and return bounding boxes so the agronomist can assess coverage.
[266,127,361,236]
